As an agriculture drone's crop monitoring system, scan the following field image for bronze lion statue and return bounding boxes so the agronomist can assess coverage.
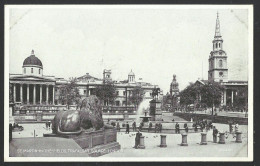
[52,95,113,135]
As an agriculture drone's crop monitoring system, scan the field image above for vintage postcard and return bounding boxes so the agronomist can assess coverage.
[4,5,253,162]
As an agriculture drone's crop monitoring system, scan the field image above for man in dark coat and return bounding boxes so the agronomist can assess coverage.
[133,130,142,149]
[184,123,188,133]
[159,123,162,133]
[132,121,136,132]
[148,122,152,132]
[126,122,130,134]
[175,122,180,134]
[116,122,120,132]
[213,126,218,143]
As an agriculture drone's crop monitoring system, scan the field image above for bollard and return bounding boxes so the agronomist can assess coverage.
[139,136,145,149]
[235,132,242,143]
[159,135,167,147]
[218,132,225,144]
[9,123,12,142]
[181,133,188,146]
[200,132,207,145]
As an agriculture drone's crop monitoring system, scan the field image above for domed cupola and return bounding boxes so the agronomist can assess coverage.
[22,50,43,77]
[128,69,135,83]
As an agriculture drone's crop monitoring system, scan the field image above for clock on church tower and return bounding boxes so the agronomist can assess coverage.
[208,12,228,82]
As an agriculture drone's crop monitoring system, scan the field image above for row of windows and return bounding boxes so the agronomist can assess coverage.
[210,59,223,68]
[215,42,221,49]
[24,68,41,74]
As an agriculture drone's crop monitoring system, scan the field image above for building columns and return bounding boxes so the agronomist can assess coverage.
[53,85,55,105]
[20,84,23,103]
[13,84,16,102]
[223,89,227,106]
[40,85,42,104]
[27,84,29,104]
[231,90,234,106]
[46,85,49,105]
[33,84,36,104]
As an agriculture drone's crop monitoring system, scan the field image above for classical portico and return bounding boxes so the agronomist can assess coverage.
[10,50,56,105]
[11,81,55,105]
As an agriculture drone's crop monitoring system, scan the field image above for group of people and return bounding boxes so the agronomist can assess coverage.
[154,122,162,133]
[193,119,213,132]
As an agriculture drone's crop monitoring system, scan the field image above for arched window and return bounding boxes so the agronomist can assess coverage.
[39,69,41,74]
[24,68,26,74]
[219,43,221,48]
[216,43,218,48]
[31,68,33,73]
[219,60,223,68]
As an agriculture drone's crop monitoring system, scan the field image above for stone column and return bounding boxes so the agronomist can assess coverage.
[20,84,23,103]
[139,136,145,149]
[218,132,225,144]
[53,85,55,105]
[200,132,207,145]
[13,84,16,102]
[231,90,234,106]
[159,135,167,147]
[181,133,188,146]
[27,84,29,104]
[223,89,227,106]
[33,84,36,105]
[46,85,49,105]
[40,85,42,104]
[235,132,242,143]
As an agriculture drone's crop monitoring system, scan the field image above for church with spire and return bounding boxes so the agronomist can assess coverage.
[208,12,228,82]
[195,12,248,107]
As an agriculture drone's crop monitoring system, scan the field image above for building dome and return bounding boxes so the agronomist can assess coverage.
[128,69,135,76]
[23,50,43,68]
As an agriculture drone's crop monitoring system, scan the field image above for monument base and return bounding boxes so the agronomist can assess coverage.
[138,145,145,149]
[44,128,120,157]
[181,143,188,146]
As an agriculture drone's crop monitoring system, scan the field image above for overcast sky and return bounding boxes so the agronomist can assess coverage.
[8,6,249,93]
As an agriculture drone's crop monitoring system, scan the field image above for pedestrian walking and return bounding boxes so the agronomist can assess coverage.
[175,122,180,134]
[213,126,218,143]
[148,122,152,132]
[133,129,142,149]
[116,122,120,132]
[126,122,130,134]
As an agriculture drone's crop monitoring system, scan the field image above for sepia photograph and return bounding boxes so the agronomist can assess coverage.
[4,5,253,162]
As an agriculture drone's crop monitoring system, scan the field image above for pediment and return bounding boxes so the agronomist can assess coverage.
[10,75,55,82]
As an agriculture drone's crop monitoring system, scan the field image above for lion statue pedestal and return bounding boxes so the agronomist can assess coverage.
[44,96,120,157]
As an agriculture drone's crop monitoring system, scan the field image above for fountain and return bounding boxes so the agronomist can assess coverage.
[139,111,152,123]
[135,99,151,123]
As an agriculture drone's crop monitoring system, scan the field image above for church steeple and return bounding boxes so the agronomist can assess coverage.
[215,12,221,38]
[208,12,228,82]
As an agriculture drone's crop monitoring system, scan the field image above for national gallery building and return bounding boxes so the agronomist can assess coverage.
[9,50,159,122]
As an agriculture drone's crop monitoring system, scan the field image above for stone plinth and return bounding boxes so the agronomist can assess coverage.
[235,132,242,143]
[181,133,188,146]
[44,128,120,156]
[149,99,162,121]
[200,132,207,145]
[218,132,225,144]
[139,136,145,149]
[159,135,167,147]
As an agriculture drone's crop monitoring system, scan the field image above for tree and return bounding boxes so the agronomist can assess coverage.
[9,83,13,103]
[94,82,117,106]
[179,83,199,110]
[233,87,248,111]
[200,81,224,115]
[59,77,81,109]
[129,86,145,110]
